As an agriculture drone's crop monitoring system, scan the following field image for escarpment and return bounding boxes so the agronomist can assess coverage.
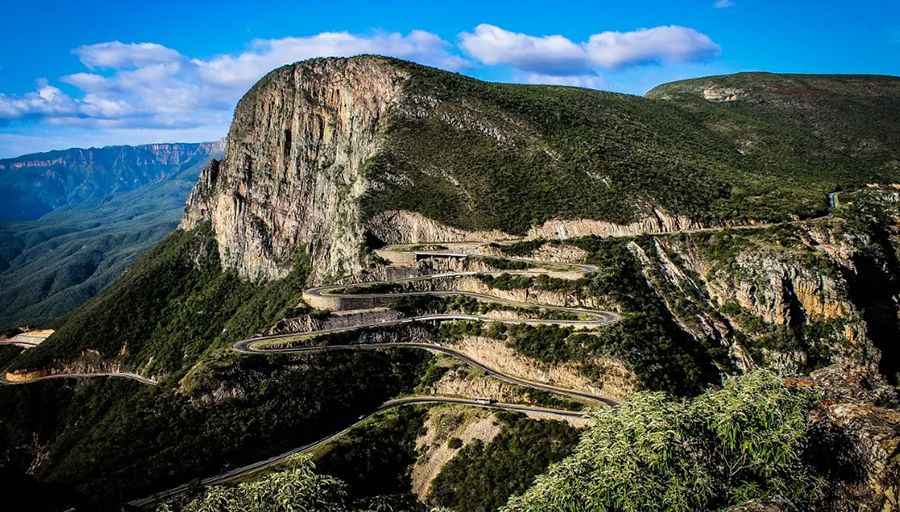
[182,57,900,283]
[182,57,410,281]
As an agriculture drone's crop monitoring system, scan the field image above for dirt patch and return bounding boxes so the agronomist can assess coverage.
[411,407,502,500]
[451,336,638,400]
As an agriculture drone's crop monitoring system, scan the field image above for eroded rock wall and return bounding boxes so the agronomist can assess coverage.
[182,58,409,281]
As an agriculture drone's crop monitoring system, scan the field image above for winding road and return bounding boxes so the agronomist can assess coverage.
[0,371,156,386]
[126,396,588,509]
[128,245,623,507]
[8,242,621,508]
[234,339,617,406]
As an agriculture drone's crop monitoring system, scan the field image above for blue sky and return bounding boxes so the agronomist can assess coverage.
[1,0,898,157]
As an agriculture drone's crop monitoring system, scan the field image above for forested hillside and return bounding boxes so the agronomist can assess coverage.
[2,57,898,512]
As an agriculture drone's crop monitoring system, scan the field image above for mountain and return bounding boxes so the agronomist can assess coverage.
[1,57,898,512]
[181,59,900,283]
[0,142,222,329]
[0,142,221,221]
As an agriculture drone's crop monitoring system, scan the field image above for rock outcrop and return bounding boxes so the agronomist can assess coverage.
[527,208,709,240]
[182,58,409,281]
[624,188,900,377]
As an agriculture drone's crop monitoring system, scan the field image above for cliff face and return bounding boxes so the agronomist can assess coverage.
[182,58,408,281]
[628,187,900,377]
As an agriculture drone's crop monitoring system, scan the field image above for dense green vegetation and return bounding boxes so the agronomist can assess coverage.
[459,318,717,396]
[156,455,349,512]
[476,256,533,271]
[0,349,429,511]
[429,412,580,512]
[157,453,435,512]
[440,238,720,395]
[394,294,578,322]
[315,407,425,502]
[360,58,900,235]
[0,144,217,330]
[11,224,309,376]
[476,273,584,293]
[503,371,824,511]
[0,345,22,368]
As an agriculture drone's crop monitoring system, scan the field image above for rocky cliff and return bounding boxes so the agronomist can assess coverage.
[625,187,899,378]
[182,58,900,284]
[182,58,408,281]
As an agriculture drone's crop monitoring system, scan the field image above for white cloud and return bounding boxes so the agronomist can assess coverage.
[74,42,183,69]
[0,25,723,154]
[459,24,719,76]
[585,26,720,69]
[520,73,607,90]
[0,80,78,119]
[459,24,588,75]
[714,0,736,8]
[0,30,466,135]
[196,30,466,87]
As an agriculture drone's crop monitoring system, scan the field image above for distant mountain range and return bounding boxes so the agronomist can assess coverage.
[0,142,223,329]
[0,142,223,221]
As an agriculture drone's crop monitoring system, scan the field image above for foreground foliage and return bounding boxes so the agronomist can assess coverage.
[503,371,821,511]
[156,455,349,512]
[429,412,580,512]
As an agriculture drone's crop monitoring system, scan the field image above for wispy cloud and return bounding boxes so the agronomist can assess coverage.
[714,0,736,8]
[0,30,465,132]
[74,42,184,69]
[0,23,723,155]
[519,72,607,90]
[459,24,720,75]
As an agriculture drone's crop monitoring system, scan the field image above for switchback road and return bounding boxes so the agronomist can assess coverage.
[126,396,589,509]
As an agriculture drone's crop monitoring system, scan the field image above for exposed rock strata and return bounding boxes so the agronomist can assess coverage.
[182,58,409,281]
[181,57,737,283]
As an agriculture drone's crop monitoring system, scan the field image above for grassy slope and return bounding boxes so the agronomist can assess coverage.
[1,219,432,510]
[0,350,429,511]
[428,412,580,512]
[9,222,309,377]
[362,60,900,234]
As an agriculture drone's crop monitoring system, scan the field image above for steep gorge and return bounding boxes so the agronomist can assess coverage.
[4,57,900,512]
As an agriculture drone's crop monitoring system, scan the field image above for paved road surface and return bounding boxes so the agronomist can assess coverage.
[126,395,588,509]
[236,338,617,406]
[0,371,156,386]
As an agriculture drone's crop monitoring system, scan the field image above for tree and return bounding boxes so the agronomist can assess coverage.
[503,370,821,512]
[158,455,349,512]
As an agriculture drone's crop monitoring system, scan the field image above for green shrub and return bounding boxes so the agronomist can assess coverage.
[430,413,580,512]
[157,455,348,512]
[503,370,822,512]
